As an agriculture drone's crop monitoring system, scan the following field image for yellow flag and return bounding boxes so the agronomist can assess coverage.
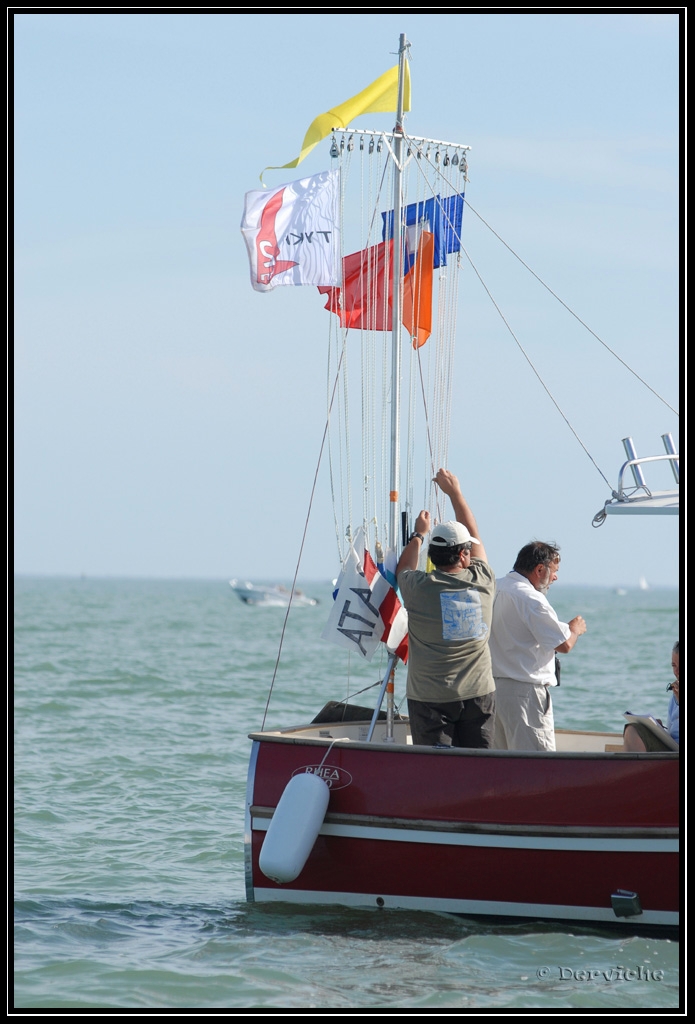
[261,62,411,181]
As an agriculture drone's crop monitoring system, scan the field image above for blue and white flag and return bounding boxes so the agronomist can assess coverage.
[382,193,464,270]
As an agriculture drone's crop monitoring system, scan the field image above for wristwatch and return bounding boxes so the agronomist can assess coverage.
[409,532,425,543]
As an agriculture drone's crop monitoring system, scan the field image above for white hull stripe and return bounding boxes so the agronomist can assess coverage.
[251,816,678,853]
[251,887,679,927]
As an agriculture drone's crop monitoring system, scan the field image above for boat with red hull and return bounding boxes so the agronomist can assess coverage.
[246,722,678,928]
[242,34,679,931]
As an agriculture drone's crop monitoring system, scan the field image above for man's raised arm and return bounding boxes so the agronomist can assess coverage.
[433,469,488,564]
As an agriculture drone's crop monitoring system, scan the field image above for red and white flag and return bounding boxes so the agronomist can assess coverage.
[241,170,340,292]
[317,230,433,347]
[322,529,408,662]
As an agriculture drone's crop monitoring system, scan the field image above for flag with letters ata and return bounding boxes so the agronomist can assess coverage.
[322,529,408,662]
[241,170,340,292]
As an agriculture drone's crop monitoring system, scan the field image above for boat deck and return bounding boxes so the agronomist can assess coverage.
[249,720,645,755]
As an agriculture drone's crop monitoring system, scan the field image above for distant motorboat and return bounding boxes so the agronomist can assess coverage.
[229,579,318,607]
[614,587,628,596]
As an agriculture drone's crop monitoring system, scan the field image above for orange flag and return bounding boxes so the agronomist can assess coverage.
[402,230,434,348]
[319,230,434,346]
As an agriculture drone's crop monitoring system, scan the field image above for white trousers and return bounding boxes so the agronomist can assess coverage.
[493,677,556,751]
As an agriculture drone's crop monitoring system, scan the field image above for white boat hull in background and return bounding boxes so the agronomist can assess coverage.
[230,580,318,607]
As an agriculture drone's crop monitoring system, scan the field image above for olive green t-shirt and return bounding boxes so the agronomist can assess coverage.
[398,559,496,703]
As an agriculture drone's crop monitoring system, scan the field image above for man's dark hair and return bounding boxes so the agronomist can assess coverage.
[513,541,560,574]
[429,542,466,568]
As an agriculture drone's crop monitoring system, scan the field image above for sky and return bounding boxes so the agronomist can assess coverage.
[13,11,682,588]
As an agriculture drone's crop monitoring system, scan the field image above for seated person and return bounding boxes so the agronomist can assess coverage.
[623,640,680,751]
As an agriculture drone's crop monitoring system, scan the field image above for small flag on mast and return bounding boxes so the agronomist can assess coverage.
[241,171,340,292]
[317,231,434,347]
[382,194,464,269]
[322,529,408,663]
[318,240,394,331]
[402,230,434,348]
[261,62,411,181]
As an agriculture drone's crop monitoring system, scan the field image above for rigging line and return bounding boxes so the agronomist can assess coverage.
[406,139,678,417]
[415,345,447,524]
[332,677,387,705]
[402,144,615,490]
[431,267,457,483]
[391,154,433,524]
[261,339,348,731]
[338,136,391,247]
[360,145,373,543]
[392,140,459,517]
[326,319,347,557]
[463,201,678,416]
[342,320,352,539]
[329,168,350,555]
[364,152,390,545]
[330,141,393,550]
[408,314,436,507]
[400,156,456,508]
[402,158,417,527]
[459,239,614,491]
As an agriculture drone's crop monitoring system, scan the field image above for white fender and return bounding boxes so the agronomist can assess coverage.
[259,772,330,884]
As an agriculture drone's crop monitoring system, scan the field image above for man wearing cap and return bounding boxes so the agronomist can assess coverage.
[488,541,587,751]
[396,469,496,748]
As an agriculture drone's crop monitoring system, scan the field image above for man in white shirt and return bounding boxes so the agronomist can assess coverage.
[489,542,586,751]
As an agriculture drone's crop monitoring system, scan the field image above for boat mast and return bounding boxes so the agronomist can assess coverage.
[380,33,409,745]
[389,33,408,553]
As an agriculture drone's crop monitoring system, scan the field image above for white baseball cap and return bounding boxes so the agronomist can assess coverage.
[429,521,480,547]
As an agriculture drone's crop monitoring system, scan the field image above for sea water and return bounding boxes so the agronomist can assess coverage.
[13,577,680,1010]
